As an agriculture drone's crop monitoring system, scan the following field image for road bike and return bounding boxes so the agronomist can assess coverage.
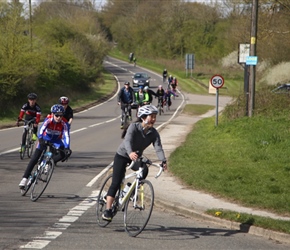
[121,104,132,129]
[157,97,164,115]
[20,142,67,202]
[96,155,164,237]
[19,118,36,160]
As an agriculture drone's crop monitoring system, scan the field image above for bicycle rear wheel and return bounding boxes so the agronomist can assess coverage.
[124,179,154,237]
[30,160,54,202]
[96,174,115,227]
[26,127,35,158]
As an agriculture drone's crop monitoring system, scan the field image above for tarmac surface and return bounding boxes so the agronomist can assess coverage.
[143,92,290,245]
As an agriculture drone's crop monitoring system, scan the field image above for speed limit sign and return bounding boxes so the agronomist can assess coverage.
[210,75,224,89]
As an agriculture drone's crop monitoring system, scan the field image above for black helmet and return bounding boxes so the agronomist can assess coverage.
[27,93,37,100]
[124,81,130,85]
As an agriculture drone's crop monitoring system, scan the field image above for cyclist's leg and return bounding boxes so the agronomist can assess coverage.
[102,153,129,221]
[124,179,154,237]
[19,146,43,189]
[22,148,42,179]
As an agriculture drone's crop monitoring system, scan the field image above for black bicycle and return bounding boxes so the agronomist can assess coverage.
[121,103,132,129]
[157,97,164,115]
[19,118,36,160]
[20,142,66,202]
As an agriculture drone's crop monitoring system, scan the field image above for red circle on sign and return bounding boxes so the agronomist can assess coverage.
[210,75,224,89]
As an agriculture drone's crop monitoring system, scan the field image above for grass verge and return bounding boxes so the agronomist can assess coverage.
[206,209,290,234]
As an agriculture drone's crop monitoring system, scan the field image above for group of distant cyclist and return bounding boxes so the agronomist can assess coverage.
[117,68,178,129]
[17,93,73,189]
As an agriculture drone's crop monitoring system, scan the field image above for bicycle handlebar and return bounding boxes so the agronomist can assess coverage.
[19,117,36,124]
[126,155,164,179]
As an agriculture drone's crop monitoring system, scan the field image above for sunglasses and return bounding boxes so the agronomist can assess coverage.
[54,114,63,118]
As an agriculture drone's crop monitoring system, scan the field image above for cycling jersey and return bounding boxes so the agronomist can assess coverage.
[135,91,150,104]
[117,122,166,162]
[39,116,70,148]
[18,102,41,124]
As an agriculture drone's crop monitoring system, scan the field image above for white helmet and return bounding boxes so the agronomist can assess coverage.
[137,105,158,118]
[144,86,149,90]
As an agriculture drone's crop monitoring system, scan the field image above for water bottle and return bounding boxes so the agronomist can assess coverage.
[122,182,131,198]
[119,182,131,205]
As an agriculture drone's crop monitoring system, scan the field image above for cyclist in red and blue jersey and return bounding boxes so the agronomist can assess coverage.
[17,93,41,152]
[19,104,71,189]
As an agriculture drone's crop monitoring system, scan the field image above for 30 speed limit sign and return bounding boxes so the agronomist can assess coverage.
[210,75,224,89]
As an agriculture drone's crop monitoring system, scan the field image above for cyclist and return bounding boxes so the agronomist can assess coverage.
[171,77,178,93]
[164,88,178,110]
[162,69,168,83]
[102,104,167,221]
[19,104,71,189]
[133,57,137,66]
[135,86,150,106]
[118,82,136,129]
[167,75,173,88]
[155,85,165,111]
[17,93,41,153]
[59,96,73,130]
[143,86,157,104]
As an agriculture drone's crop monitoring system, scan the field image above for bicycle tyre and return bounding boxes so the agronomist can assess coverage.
[26,126,35,158]
[96,174,114,227]
[124,179,154,237]
[158,105,162,116]
[30,160,54,202]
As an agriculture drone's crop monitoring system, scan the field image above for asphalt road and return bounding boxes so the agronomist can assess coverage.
[0,58,289,250]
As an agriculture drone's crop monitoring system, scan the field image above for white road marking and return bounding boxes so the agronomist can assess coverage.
[34,231,62,239]
[20,240,50,249]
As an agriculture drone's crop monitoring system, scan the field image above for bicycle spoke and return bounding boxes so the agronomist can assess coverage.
[124,180,154,237]
[30,161,54,202]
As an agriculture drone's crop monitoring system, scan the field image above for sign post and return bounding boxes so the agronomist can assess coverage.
[210,75,224,126]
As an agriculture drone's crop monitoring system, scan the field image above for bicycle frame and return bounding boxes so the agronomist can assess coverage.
[118,159,163,209]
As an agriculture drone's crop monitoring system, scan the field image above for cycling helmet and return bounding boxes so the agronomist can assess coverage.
[158,85,163,88]
[144,86,149,90]
[27,93,37,100]
[139,85,143,89]
[59,96,69,105]
[137,105,158,118]
[124,81,130,85]
[51,104,65,114]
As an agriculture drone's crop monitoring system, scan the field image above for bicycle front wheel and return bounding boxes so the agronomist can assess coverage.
[124,179,154,237]
[26,128,35,158]
[96,174,114,227]
[30,160,54,202]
